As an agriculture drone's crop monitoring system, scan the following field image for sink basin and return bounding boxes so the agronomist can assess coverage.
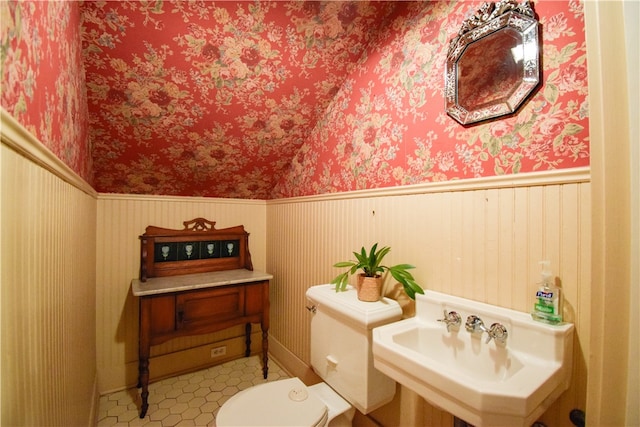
[372,290,574,427]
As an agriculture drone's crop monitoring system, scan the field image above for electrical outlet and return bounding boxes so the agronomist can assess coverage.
[210,346,227,358]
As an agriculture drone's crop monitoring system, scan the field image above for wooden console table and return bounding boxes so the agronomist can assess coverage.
[131,219,271,418]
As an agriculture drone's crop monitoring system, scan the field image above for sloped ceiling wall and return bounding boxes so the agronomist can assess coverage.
[1,1,589,200]
[273,0,590,197]
[81,1,401,199]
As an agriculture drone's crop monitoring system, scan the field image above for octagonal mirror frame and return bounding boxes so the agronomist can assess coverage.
[445,0,540,125]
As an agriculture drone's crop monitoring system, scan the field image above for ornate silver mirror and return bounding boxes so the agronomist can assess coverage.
[445,0,540,125]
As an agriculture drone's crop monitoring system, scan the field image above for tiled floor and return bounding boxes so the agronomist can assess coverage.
[96,355,289,427]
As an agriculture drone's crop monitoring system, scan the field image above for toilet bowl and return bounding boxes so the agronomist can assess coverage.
[216,284,402,427]
[216,377,354,427]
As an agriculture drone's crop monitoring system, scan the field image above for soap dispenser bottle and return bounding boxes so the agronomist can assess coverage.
[531,261,563,324]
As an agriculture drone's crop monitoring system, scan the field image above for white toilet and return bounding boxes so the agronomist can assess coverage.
[216,284,403,427]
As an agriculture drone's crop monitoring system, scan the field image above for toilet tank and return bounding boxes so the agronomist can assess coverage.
[306,284,402,414]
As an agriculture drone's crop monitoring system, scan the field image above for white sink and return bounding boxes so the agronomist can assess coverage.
[372,290,574,427]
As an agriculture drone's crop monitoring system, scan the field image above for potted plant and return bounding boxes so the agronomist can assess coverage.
[331,243,424,302]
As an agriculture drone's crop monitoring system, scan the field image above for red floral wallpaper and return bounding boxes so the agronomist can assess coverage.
[2,1,588,200]
[274,0,589,197]
[1,1,91,182]
[80,1,399,198]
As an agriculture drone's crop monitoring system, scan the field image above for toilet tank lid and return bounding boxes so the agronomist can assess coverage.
[306,284,402,329]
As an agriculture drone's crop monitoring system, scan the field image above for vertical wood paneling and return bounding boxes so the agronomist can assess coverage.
[449,192,463,295]
[1,145,97,426]
[267,181,591,426]
[473,190,487,302]
[525,186,544,311]
[544,185,562,265]
[512,187,528,310]
[496,188,514,308]
[483,189,498,304]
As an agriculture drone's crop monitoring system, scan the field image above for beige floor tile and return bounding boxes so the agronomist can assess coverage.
[97,355,288,427]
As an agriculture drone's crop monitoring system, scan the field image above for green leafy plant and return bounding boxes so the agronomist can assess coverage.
[330,243,424,300]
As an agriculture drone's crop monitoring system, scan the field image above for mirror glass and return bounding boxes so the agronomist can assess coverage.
[445,1,539,125]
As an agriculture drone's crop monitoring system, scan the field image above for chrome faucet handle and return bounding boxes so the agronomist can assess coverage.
[486,323,508,344]
[465,315,488,335]
[437,310,461,332]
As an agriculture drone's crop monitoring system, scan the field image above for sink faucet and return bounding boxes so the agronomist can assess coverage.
[465,315,489,335]
[465,315,508,344]
[487,323,508,344]
[437,310,461,332]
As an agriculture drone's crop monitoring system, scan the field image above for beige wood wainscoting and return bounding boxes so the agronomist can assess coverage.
[1,118,98,426]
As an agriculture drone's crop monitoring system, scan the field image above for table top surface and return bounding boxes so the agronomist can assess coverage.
[131,269,273,296]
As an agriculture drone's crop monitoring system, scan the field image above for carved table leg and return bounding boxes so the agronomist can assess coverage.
[245,323,252,357]
[261,325,269,379]
[138,356,149,418]
[138,298,151,418]
[261,283,270,380]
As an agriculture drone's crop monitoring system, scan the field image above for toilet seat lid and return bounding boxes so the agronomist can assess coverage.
[216,377,328,427]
